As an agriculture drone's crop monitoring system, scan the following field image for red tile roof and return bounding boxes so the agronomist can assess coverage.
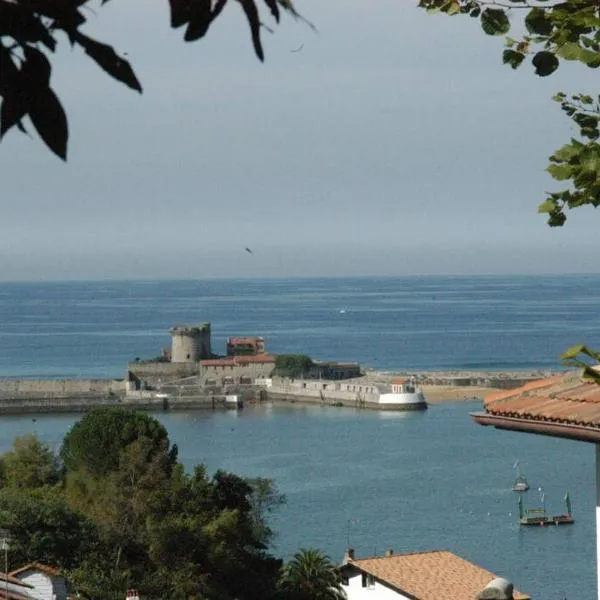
[9,563,61,578]
[472,369,600,441]
[347,550,529,600]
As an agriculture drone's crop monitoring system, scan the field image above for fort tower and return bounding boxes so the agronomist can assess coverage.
[170,323,211,363]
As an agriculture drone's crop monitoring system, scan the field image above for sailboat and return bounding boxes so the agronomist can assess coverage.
[518,490,574,526]
[512,460,530,492]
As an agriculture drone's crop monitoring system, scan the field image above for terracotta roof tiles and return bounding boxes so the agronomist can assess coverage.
[348,550,529,600]
[473,368,600,441]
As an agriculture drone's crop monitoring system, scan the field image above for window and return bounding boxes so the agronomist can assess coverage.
[361,574,375,589]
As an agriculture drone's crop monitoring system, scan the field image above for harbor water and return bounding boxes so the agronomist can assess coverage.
[0,275,599,598]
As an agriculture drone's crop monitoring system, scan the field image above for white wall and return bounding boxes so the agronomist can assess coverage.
[343,572,408,600]
[17,573,53,600]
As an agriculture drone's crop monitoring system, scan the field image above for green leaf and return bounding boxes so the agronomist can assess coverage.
[579,48,600,68]
[532,51,559,76]
[550,143,581,162]
[525,8,553,36]
[547,163,573,180]
[556,43,581,61]
[502,49,525,69]
[538,198,558,213]
[480,8,510,36]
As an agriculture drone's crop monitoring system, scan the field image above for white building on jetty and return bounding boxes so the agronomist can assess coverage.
[266,376,427,411]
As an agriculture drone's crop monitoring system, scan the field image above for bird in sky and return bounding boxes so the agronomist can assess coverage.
[290,43,304,53]
[245,247,253,255]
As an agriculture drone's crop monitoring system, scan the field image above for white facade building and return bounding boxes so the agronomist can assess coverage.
[340,549,530,600]
[9,564,67,600]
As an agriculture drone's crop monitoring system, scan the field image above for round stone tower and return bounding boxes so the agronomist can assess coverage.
[170,323,211,363]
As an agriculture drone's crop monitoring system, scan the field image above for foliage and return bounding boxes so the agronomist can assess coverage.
[0,433,59,489]
[246,477,287,545]
[278,548,347,600]
[275,354,314,378]
[59,406,177,477]
[418,0,600,225]
[0,0,307,160]
[561,343,600,382]
[0,486,100,570]
[0,410,296,599]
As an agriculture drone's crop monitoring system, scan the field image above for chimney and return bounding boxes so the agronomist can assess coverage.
[385,548,393,557]
[342,548,355,564]
[476,578,514,600]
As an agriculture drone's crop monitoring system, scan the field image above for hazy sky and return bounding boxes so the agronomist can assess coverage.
[1,0,598,281]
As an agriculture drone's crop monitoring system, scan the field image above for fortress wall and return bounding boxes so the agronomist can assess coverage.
[0,379,126,398]
[201,362,275,384]
[127,362,199,384]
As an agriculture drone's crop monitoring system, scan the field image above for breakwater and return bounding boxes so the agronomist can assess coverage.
[0,371,560,415]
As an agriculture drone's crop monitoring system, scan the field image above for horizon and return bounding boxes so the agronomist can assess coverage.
[1,271,600,285]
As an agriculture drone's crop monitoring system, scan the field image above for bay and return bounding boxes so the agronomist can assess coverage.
[0,274,599,598]
[0,402,593,599]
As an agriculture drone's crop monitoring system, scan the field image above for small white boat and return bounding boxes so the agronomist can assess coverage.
[376,377,427,410]
[512,461,530,492]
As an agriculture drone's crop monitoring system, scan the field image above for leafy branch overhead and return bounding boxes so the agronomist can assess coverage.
[418,0,600,226]
[0,0,302,160]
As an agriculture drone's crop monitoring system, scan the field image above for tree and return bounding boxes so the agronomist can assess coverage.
[59,406,177,477]
[278,548,347,600]
[418,0,600,228]
[275,354,314,378]
[0,0,308,160]
[0,486,101,570]
[0,433,59,489]
[246,477,287,546]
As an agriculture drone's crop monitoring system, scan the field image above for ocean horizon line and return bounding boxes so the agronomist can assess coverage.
[1,272,600,285]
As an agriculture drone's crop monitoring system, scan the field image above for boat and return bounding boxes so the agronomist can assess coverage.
[518,491,573,526]
[376,377,428,410]
[512,461,530,492]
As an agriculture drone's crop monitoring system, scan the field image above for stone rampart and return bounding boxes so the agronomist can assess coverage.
[0,378,127,399]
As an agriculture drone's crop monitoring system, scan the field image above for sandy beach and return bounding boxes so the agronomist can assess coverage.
[419,384,495,404]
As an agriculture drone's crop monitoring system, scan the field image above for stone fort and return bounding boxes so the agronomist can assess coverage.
[127,322,361,392]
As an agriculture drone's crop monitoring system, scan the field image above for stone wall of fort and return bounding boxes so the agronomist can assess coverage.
[0,378,127,399]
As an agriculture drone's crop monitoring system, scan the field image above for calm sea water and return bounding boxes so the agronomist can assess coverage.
[1,275,600,377]
[0,275,599,598]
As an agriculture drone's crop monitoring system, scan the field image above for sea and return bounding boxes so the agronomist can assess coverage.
[1,274,600,598]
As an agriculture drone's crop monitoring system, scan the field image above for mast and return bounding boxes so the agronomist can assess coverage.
[518,494,524,520]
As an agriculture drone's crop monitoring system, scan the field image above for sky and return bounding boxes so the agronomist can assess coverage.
[1,0,599,281]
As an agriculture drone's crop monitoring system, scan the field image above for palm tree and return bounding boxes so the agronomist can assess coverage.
[278,548,347,600]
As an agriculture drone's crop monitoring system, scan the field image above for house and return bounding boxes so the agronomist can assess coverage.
[0,571,37,600]
[9,564,67,600]
[340,549,530,600]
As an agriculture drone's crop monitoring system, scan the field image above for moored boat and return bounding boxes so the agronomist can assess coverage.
[518,491,573,526]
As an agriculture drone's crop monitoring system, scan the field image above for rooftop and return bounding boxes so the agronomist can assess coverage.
[471,369,600,442]
[200,355,276,367]
[9,563,61,578]
[347,550,529,600]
